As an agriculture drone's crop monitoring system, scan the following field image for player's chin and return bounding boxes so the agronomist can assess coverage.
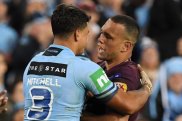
[97,54,106,61]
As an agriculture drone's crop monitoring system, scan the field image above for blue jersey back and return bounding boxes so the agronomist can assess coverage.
[23,44,118,121]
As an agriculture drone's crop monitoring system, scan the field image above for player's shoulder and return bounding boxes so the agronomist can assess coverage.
[73,56,101,74]
[115,61,141,90]
[115,61,140,83]
[75,56,100,68]
[31,51,44,59]
[23,52,44,72]
[119,61,138,74]
[127,61,138,71]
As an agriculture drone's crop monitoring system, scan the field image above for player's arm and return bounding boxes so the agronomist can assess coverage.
[81,80,133,121]
[81,112,129,121]
[81,111,129,121]
[0,90,8,113]
[106,85,150,115]
[81,81,145,121]
[80,61,151,115]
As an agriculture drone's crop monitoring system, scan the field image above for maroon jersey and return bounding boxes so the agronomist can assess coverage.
[85,60,141,121]
[100,60,141,121]
[100,60,141,90]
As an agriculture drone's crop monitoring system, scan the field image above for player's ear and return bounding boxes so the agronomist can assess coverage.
[125,41,133,50]
[120,41,133,52]
[74,31,77,42]
[74,29,80,42]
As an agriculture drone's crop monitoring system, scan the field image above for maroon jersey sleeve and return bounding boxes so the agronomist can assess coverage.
[107,61,141,91]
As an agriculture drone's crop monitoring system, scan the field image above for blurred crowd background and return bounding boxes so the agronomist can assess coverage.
[0,0,182,121]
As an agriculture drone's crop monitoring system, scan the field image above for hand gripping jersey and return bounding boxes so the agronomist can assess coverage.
[23,44,118,121]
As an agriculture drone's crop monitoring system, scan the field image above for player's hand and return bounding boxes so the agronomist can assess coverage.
[87,91,94,98]
[175,115,182,121]
[138,64,152,94]
[0,90,8,113]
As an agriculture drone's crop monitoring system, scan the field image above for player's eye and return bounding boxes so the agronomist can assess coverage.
[98,32,102,36]
[103,32,112,40]
[98,32,113,41]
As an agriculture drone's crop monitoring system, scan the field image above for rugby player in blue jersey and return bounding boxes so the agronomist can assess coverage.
[23,4,152,121]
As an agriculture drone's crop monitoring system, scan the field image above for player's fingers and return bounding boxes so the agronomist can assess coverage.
[0,96,5,106]
[138,64,146,81]
[138,65,150,82]
[137,64,153,94]
[140,71,153,90]
[141,71,149,81]
[141,72,152,86]
[0,90,8,107]
[139,67,152,86]
[0,90,7,97]
[0,108,7,113]
[2,108,8,113]
[1,97,8,106]
[87,91,94,97]
[137,64,144,73]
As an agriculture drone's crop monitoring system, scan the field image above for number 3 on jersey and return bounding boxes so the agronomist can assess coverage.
[27,86,54,120]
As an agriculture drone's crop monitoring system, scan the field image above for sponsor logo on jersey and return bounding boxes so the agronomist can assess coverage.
[115,82,127,92]
[90,68,111,93]
[27,62,67,77]
[43,47,63,56]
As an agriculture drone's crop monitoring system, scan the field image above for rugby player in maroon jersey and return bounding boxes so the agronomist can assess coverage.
[82,15,148,121]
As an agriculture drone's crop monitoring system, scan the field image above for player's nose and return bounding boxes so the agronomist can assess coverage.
[98,35,104,44]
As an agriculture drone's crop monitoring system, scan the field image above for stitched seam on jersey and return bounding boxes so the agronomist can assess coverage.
[72,58,86,90]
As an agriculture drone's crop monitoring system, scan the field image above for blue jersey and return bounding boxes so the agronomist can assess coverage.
[23,44,118,121]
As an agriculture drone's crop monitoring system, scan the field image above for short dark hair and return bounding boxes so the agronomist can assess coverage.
[111,15,140,43]
[51,4,90,39]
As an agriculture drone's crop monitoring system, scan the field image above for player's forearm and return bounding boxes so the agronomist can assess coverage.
[81,113,126,121]
[106,86,150,115]
[124,86,149,114]
[81,115,116,121]
[81,113,104,121]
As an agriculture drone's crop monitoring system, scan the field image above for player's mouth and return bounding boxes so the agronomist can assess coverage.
[98,47,105,53]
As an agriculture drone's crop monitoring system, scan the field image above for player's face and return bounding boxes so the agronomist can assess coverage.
[0,54,7,76]
[168,73,182,94]
[0,2,7,19]
[177,38,182,56]
[77,25,89,54]
[97,19,126,61]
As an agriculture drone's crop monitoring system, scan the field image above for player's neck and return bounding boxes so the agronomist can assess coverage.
[105,54,130,70]
[54,37,77,55]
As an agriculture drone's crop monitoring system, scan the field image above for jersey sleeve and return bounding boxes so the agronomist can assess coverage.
[74,59,118,102]
[111,63,141,91]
